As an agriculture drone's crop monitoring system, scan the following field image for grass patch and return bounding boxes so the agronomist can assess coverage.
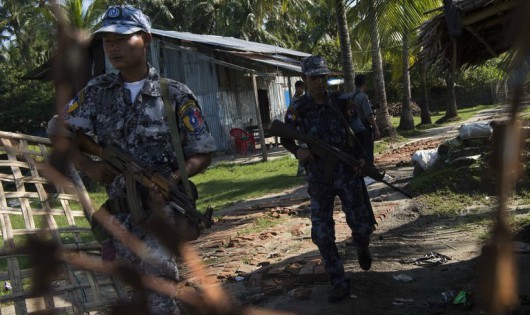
[374,134,408,155]
[410,162,493,196]
[85,156,303,213]
[513,212,530,243]
[203,256,229,266]
[193,156,304,212]
[416,191,490,216]
[391,104,497,131]
[239,216,285,235]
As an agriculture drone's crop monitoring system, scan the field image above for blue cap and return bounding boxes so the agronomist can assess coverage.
[94,6,151,35]
[301,55,330,76]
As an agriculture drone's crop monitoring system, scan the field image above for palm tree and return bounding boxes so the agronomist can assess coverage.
[0,0,45,65]
[382,0,440,130]
[419,60,432,124]
[334,0,355,92]
[349,0,440,134]
[348,0,395,138]
[59,0,107,31]
[366,0,395,138]
[295,0,340,63]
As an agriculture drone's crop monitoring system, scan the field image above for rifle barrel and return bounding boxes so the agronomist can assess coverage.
[270,119,413,199]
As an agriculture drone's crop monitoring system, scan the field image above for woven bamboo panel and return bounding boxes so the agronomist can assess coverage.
[0,131,124,315]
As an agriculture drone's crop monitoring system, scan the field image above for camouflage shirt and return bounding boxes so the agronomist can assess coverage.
[62,65,216,199]
[284,91,355,182]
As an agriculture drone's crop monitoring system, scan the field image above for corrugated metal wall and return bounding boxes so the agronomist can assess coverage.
[151,39,226,152]
[150,38,292,152]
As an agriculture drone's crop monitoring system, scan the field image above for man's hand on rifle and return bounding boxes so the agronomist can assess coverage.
[80,159,119,184]
[146,182,169,213]
[296,147,313,162]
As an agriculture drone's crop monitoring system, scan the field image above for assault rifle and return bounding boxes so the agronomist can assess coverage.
[101,144,214,230]
[269,120,412,199]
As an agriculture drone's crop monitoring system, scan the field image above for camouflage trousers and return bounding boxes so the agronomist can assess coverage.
[307,174,373,288]
[113,213,184,315]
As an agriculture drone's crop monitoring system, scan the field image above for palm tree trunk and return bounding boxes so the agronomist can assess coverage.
[398,29,414,130]
[419,61,432,125]
[334,0,355,93]
[368,0,396,138]
[445,69,458,119]
[444,39,459,120]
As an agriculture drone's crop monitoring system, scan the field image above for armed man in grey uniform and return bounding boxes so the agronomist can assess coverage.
[48,5,215,314]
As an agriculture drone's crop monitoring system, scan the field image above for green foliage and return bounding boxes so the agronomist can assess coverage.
[312,38,342,71]
[458,58,506,87]
[0,53,54,134]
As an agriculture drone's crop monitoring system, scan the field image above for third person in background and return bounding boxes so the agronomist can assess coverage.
[352,74,380,164]
[291,80,306,176]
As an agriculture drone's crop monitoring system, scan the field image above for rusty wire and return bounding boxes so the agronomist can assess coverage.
[477,1,530,314]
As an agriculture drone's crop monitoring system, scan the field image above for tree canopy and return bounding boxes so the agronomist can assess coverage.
[0,0,507,135]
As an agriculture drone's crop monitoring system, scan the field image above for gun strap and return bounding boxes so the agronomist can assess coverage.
[331,94,368,160]
[160,78,194,200]
[125,169,145,224]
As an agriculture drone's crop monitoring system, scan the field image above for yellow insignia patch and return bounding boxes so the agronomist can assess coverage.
[66,99,79,113]
[179,100,205,135]
[178,100,197,117]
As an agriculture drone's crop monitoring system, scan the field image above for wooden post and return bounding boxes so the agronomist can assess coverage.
[252,73,268,162]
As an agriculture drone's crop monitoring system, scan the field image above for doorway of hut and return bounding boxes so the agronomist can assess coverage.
[258,89,271,127]
[247,89,276,150]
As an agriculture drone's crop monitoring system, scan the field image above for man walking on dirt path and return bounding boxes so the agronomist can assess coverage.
[351,74,380,164]
[47,5,216,314]
[280,55,376,303]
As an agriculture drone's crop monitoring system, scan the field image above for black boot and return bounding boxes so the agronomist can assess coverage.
[357,246,372,271]
[328,280,350,303]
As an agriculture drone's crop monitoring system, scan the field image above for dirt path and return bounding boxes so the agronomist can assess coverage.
[181,107,530,315]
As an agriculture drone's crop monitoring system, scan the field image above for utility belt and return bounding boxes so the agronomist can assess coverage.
[105,197,130,215]
[90,197,136,243]
[90,181,199,243]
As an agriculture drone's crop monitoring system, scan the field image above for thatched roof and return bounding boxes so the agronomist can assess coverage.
[418,0,517,72]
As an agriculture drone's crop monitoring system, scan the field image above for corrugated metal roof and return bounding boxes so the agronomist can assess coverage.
[24,29,309,80]
[151,29,310,57]
[228,52,302,74]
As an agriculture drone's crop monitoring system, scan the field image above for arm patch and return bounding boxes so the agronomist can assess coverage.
[64,90,86,115]
[285,108,297,124]
[178,100,205,135]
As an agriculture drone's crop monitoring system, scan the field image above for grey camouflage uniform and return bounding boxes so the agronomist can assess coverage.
[284,92,374,290]
[57,64,215,314]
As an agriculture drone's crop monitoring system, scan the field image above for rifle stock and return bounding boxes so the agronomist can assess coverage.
[270,120,412,199]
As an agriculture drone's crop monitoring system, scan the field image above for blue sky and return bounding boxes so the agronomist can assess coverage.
[82,0,92,11]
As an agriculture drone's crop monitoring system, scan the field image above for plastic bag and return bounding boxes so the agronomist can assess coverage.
[459,122,492,140]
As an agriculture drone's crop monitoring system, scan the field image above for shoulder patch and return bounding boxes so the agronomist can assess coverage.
[286,108,297,123]
[179,100,205,135]
[65,91,84,114]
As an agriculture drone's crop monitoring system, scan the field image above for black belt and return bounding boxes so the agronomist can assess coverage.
[105,198,130,215]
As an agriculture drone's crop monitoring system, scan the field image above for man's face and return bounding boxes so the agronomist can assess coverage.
[102,32,150,71]
[305,74,327,97]
[295,85,304,96]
